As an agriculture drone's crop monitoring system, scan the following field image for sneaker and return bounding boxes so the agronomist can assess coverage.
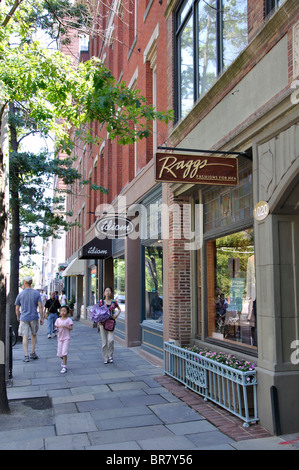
[30,352,39,360]
[108,357,114,363]
[23,356,30,362]
[60,367,67,374]
[104,359,108,364]
[48,334,51,339]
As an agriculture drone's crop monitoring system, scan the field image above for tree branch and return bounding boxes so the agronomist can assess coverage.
[1,0,25,27]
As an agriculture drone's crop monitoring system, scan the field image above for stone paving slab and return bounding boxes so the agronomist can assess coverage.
[165,420,217,435]
[138,435,197,450]
[87,424,175,447]
[51,393,96,405]
[86,441,142,451]
[95,413,163,431]
[149,402,205,424]
[45,433,90,450]
[55,412,98,435]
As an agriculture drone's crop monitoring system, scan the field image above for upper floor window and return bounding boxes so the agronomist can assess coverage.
[79,35,89,52]
[264,0,286,18]
[175,0,248,121]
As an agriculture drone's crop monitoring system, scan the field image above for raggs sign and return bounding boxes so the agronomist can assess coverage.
[155,152,238,186]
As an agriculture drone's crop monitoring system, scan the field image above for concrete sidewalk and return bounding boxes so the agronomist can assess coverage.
[0,320,298,451]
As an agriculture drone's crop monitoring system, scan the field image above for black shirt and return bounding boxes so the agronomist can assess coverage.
[45,298,61,314]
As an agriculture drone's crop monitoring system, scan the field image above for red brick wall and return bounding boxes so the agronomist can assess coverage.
[247,0,265,42]
[86,1,168,206]
[166,190,192,346]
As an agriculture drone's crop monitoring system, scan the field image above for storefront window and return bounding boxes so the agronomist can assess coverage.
[89,266,97,305]
[114,257,125,312]
[207,228,256,348]
[204,168,253,232]
[144,243,163,323]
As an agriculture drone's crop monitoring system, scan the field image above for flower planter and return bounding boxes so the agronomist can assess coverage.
[164,341,258,427]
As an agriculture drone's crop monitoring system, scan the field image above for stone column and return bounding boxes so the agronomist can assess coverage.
[254,123,299,434]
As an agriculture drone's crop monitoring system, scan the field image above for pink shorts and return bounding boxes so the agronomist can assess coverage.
[57,339,70,357]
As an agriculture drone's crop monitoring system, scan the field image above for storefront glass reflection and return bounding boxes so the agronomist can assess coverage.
[207,228,257,348]
[144,244,163,323]
[114,257,125,313]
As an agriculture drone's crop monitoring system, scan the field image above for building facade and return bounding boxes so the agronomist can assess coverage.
[63,0,299,434]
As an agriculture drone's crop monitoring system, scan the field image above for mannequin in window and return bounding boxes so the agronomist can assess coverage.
[246,254,257,346]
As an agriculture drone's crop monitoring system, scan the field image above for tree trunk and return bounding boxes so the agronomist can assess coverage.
[8,103,20,340]
[0,106,10,414]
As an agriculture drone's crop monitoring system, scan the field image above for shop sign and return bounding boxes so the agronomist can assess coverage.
[96,215,135,239]
[78,237,112,259]
[155,152,238,186]
[253,201,270,221]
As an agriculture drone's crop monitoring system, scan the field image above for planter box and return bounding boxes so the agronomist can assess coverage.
[164,341,258,427]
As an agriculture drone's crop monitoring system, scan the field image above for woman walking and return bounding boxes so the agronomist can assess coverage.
[98,287,121,364]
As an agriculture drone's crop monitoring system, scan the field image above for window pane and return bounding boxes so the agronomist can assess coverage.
[179,14,194,118]
[177,0,193,27]
[203,168,253,234]
[198,0,217,96]
[145,245,163,322]
[222,0,248,69]
[207,229,257,348]
[114,257,125,315]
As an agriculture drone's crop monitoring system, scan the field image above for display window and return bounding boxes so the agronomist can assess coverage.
[144,243,163,323]
[114,257,125,313]
[88,266,97,305]
[206,228,257,348]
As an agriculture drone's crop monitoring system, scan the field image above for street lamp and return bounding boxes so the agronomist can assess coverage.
[24,231,36,255]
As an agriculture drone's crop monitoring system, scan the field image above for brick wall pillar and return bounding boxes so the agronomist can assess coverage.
[165,187,192,347]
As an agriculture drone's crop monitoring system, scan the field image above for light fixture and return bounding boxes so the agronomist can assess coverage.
[25,231,36,255]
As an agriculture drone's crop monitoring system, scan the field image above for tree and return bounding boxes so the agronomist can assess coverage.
[0,0,172,413]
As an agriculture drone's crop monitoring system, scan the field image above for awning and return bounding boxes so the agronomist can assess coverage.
[62,258,85,277]
[78,237,112,259]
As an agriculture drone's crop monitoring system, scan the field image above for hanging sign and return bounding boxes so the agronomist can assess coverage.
[155,152,238,186]
[253,201,270,221]
[78,237,112,259]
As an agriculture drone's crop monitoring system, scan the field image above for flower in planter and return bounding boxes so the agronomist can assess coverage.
[185,345,256,373]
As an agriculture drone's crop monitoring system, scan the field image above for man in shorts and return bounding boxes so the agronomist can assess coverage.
[15,276,44,362]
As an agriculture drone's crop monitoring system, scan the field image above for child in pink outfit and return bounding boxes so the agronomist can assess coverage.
[55,305,73,373]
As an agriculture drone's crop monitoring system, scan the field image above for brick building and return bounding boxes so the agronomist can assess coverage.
[62,0,299,434]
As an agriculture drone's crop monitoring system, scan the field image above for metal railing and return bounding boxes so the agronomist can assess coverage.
[164,341,258,427]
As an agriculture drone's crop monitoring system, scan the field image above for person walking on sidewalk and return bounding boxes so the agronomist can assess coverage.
[60,290,67,306]
[15,276,44,362]
[45,291,61,338]
[55,305,73,374]
[98,286,121,364]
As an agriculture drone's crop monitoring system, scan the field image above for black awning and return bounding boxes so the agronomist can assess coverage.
[78,237,112,259]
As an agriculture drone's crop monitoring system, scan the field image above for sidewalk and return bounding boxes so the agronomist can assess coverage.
[0,320,298,451]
